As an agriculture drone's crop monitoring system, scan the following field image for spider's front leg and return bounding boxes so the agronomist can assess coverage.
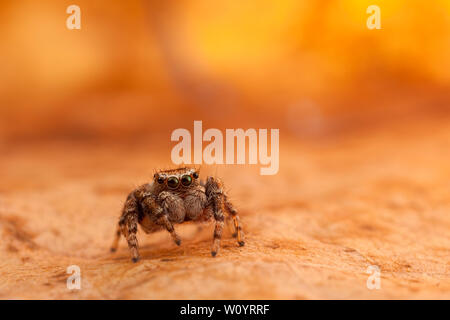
[205,176,244,257]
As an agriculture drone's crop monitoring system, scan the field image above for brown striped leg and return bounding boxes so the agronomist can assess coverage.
[156,215,181,246]
[121,219,139,262]
[119,194,140,262]
[211,210,225,257]
[204,177,227,257]
[225,196,245,247]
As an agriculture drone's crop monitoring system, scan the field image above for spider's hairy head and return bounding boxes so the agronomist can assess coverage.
[153,166,200,191]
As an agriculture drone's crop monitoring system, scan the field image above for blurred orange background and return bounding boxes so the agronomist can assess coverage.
[0,0,449,144]
[2,1,450,299]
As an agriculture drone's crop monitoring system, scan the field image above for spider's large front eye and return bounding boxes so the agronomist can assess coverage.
[167,176,179,189]
[181,175,192,186]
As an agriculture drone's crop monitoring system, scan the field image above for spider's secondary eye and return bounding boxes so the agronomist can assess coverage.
[157,176,165,184]
[167,176,179,189]
[181,175,192,186]
[192,172,199,179]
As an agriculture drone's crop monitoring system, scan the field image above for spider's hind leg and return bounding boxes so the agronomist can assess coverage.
[116,194,141,262]
[205,177,245,257]
[225,215,235,237]
[110,224,121,252]
[224,195,245,247]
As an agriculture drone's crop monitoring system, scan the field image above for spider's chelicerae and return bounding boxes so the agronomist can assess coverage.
[110,167,245,262]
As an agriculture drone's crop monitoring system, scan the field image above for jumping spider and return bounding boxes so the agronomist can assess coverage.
[110,167,245,262]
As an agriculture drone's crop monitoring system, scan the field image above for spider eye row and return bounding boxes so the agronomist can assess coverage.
[155,172,198,189]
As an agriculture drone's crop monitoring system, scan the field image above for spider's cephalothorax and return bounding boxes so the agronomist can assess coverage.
[110,167,245,262]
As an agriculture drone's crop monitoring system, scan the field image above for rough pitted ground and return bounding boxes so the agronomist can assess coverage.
[0,119,450,299]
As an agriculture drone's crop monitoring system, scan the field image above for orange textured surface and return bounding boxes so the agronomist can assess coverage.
[1,118,449,299]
